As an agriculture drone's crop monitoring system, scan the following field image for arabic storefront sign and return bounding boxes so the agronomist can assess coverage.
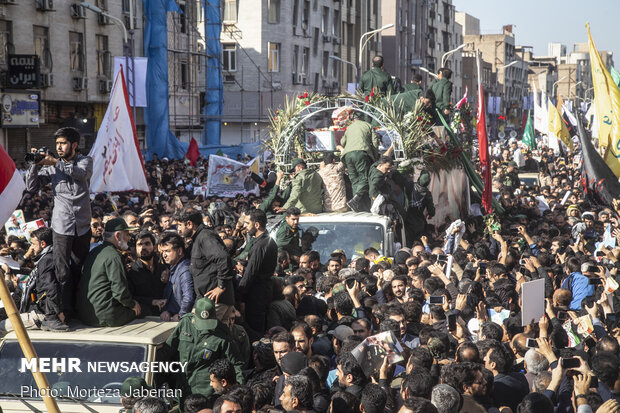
[8,54,40,89]
[1,92,40,127]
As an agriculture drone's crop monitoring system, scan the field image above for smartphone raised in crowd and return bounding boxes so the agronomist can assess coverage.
[561,358,581,369]
[526,338,538,348]
[447,314,457,331]
[557,310,569,321]
[429,296,445,305]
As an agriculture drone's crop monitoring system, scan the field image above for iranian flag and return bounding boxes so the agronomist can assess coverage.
[0,146,25,225]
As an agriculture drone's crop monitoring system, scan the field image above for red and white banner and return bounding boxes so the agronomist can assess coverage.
[455,85,468,109]
[477,84,492,214]
[88,67,149,193]
[0,146,25,226]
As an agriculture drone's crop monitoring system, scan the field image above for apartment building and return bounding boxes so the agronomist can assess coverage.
[0,0,140,161]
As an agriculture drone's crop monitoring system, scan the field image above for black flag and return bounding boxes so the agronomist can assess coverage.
[575,112,620,206]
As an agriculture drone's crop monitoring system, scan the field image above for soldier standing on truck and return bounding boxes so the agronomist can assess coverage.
[337,116,380,212]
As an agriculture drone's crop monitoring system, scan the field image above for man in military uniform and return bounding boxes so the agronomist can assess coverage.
[275,207,303,264]
[337,118,380,212]
[368,157,395,214]
[404,170,435,243]
[280,158,323,214]
[502,161,520,190]
[403,74,423,93]
[358,55,394,97]
[430,67,453,122]
[76,218,141,327]
[164,297,244,402]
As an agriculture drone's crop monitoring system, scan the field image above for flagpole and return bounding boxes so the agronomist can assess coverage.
[0,269,60,412]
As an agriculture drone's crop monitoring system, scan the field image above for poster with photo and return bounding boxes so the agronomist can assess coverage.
[305,130,335,152]
[4,210,26,238]
[206,155,260,197]
[351,331,404,378]
[20,219,46,242]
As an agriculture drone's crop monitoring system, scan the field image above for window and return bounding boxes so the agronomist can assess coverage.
[95,0,107,10]
[179,4,187,33]
[302,0,310,29]
[332,10,339,37]
[321,7,329,33]
[33,25,50,70]
[222,43,236,71]
[302,47,309,75]
[293,45,299,73]
[122,0,130,13]
[268,0,280,23]
[313,28,319,56]
[223,0,237,23]
[322,51,329,77]
[96,34,110,77]
[332,54,339,77]
[292,0,299,28]
[0,20,12,65]
[180,62,188,89]
[268,42,280,72]
[69,31,84,72]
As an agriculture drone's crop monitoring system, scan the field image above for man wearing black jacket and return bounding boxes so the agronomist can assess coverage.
[21,227,67,331]
[177,208,235,322]
[239,209,278,340]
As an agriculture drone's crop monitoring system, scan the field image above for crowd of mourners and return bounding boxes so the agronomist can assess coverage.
[3,64,620,413]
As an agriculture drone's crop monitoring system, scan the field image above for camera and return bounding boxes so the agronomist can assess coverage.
[24,147,53,165]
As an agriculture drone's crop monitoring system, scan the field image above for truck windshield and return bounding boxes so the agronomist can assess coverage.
[0,340,146,404]
[299,222,384,262]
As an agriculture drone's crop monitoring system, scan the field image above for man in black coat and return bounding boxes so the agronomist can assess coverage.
[239,209,278,340]
[20,227,67,331]
[176,208,235,322]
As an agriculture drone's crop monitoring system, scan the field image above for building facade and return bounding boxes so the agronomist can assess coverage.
[218,0,380,146]
[0,0,141,162]
[423,0,462,102]
[381,0,423,89]
[463,26,528,129]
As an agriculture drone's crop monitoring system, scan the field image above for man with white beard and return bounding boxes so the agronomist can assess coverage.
[76,218,142,327]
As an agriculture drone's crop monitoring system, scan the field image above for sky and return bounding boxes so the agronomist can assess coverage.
[452,0,620,62]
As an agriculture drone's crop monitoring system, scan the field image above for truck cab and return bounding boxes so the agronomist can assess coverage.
[270,212,398,262]
[0,317,177,413]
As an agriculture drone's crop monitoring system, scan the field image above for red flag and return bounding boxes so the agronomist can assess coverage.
[186,137,200,166]
[0,146,25,225]
[477,85,492,213]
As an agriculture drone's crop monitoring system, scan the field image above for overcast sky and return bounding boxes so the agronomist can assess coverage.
[452,0,619,63]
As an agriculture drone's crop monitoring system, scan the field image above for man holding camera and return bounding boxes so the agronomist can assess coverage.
[25,127,93,321]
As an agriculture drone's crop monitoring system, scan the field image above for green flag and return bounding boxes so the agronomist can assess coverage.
[522,110,536,150]
[611,66,620,89]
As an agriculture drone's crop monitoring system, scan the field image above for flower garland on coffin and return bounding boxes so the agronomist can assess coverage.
[375,97,469,174]
[265,91,470,172]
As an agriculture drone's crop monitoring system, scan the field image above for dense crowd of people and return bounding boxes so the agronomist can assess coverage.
[2,58,620,413]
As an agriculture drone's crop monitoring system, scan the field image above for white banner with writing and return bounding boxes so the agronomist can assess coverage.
[89,68,149,193]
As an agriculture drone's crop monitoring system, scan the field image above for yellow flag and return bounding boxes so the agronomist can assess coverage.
[587,23,620,176]
[548,98,572,149]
